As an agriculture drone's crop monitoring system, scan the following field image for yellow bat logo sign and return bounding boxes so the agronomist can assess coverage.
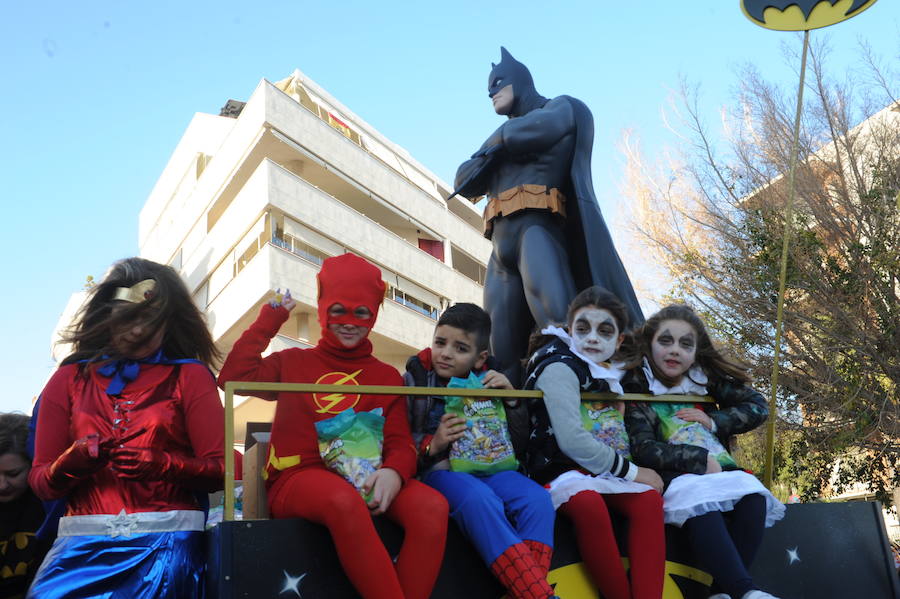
[740,0,878,30]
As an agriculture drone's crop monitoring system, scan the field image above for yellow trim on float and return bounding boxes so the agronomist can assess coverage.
[547,559,713,598]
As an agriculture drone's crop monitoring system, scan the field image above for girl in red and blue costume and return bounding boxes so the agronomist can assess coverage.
[28,258,225,599]
[218,253,448,599]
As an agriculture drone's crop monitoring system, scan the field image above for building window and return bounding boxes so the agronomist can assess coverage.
[272,232,331,267]
[417,238,445,262]
[387,285,439,320]
[233,214,271,277]
[193,281,209,309]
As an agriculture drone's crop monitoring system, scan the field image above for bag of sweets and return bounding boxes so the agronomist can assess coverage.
[316,407,384,498]
[445,372,518,475]
[652,402,738,469]
[580,401,630,459]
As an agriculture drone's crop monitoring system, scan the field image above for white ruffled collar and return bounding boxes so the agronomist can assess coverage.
[541,325,624,394]
[641,357,708,396]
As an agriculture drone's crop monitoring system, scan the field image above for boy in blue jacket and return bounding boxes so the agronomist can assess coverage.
[406,303,557,599]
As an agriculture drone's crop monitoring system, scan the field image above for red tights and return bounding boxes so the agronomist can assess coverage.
[559,490,665,599]
[270,468,449,599]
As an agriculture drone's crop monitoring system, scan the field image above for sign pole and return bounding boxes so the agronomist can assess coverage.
[764,29,810,489]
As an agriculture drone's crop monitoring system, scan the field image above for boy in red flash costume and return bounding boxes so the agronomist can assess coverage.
[218,253,448,599]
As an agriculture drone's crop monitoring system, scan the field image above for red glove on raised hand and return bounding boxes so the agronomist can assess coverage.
[109,446,224,492]
[44,434,109,493]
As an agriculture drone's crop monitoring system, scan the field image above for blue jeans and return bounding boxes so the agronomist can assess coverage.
[424,469,555,565]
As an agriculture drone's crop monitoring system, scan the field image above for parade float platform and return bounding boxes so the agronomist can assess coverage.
[206,501,899,599]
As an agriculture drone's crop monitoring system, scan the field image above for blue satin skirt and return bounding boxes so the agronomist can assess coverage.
[27,530,204,599]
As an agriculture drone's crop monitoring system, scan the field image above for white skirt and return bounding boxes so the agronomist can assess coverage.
[663,470,785,527]
[548,470,654,510]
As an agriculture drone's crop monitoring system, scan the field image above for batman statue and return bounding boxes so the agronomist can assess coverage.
[452,47,643,383]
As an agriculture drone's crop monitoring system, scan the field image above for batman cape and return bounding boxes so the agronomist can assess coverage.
[557,93,643,328]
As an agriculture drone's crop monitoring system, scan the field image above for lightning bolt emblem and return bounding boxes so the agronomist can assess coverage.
[313,369,363,413]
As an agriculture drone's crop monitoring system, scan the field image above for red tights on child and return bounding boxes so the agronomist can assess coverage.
[270,468,449,599]
[558,489,665,599]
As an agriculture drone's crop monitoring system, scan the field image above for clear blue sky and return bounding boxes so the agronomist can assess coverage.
[2,1,897,414]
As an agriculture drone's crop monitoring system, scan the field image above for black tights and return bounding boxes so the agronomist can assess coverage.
[683,493,767,598]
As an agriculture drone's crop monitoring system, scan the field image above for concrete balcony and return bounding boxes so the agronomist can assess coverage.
[140,79,491,271]
[205,241,438,366]
[184,155,482,307]
[265,161,483,303]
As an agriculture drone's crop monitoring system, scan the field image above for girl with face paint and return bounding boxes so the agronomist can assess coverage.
[621,305,785,599]
[523,286,666,599]
[218,253,448,599]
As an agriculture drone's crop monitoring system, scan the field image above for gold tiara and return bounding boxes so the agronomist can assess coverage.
[113,279,156,303]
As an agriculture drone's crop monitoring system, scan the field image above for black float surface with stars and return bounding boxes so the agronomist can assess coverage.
[747,502,899,599]
[206,502,899,598]
[279,570,306,597]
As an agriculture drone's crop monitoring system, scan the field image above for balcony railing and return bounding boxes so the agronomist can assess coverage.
[272,233,328,267]
[271,228,441,321]
[220,381,715,521]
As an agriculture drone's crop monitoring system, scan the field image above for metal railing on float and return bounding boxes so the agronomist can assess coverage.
[221,381,715,521]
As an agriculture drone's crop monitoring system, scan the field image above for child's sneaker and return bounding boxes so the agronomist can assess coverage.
[741,591,781,599]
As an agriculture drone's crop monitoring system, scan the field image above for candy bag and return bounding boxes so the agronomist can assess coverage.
[580,401,630,459]
[316,407,384,497]
[445,372,518,475]
[652,402,738,469]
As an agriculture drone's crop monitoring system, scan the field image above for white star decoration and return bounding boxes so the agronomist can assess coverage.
[786,547,800,565]
[105,509,139,538]
[280,570,306,597]
[581,381,592,390]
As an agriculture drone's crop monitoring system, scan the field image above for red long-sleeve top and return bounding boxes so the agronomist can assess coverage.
[29,362,225,514]
[217,304,417,499]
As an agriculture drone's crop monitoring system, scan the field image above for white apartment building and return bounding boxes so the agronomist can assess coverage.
[137,69,492,445]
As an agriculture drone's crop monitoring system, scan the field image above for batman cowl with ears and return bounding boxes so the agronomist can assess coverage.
[453,47,643,384]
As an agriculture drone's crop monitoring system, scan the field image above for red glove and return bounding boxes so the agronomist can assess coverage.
[44,434,109,493]
[109,447,224,492]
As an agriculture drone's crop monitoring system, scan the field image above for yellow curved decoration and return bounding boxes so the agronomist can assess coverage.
[547,559,713,598]
[741,0,878,31]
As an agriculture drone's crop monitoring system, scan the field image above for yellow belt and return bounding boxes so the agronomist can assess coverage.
[483,185,566,237]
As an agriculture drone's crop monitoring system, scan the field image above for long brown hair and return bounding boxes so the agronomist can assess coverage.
[619,304,750,386]
[60,257,220,367]
[525,286,629,359]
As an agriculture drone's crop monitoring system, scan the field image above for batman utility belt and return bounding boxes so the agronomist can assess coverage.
[484,184,566,236]
[57,509,205,538]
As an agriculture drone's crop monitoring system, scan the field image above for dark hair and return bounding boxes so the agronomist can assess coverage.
[566,287,629,333]
[61,257,220,367]
[436,303,491,351]
[620,304,750,386]
[0,413,31,462]
[525,286,629,358]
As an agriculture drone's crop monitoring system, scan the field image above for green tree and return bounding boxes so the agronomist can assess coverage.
[623,41,899,502]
